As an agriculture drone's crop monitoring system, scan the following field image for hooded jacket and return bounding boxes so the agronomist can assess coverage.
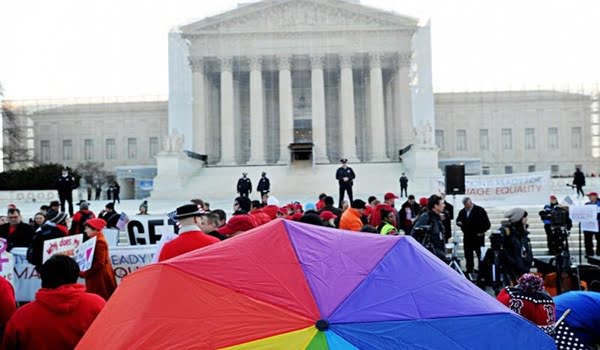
[0,277,16,343]
[1,284,105,350]
[339,208,363,232]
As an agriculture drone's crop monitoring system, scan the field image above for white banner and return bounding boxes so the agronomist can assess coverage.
[11,245,156,302]
[42,234,84,263]
[436,171,551,207]
[0,239,15,287]
[126,215,179,246]
[569,205,598,222]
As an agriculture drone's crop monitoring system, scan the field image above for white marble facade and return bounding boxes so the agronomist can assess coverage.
[171,0,423,165]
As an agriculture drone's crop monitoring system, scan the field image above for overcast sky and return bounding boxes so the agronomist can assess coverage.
[0,0,599,100]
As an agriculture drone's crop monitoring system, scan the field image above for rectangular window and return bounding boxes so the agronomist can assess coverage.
[127,138,137,159]
[84,139,94,161]
[40,140,50,162]
[149,137,159,157]
[505,166,513,174]
[456,129,467,151]
[551,164,560,174]
[106,138,116,160]
[62,140,72,161]
[528,165,536,173]
[479,129,489,151]
[435,130,445,151]
[548,127,559,149]
[482,166,490,175]
[502,128,512,150]
[525,128,535,150]
[571,127,582,149]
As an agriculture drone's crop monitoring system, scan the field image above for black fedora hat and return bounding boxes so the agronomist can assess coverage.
[175,204,205,220]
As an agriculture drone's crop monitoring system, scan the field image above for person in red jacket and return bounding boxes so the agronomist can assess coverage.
[0,277,16,342]
[158,204,219,262]
[369,193,399,228]
[2,255,106,350]
[497,273,556,327]
[250,200,272,226]
[69,201,96,236]
[80,218,117,301]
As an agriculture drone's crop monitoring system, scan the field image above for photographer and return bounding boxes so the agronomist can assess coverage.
[499,208,533,283]
[456,197,491,274]
[410,195,446,261]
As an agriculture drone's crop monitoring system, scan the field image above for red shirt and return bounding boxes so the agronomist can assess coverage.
[2,284,105,350]
[497,287,556,326]
[158,228,219,262]
[8,225,16,236]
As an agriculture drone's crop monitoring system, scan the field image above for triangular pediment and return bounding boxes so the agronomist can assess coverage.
[181,0,418,34]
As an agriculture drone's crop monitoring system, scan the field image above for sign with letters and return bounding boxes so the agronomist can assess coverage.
[126,215,179,246]
[569,205,598,222]
[42,234,84,263]
[435,171,551,207]
[74,236,96,272]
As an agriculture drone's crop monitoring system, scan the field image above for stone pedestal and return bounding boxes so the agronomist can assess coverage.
[151,151,204,198]
[402,144,441,194]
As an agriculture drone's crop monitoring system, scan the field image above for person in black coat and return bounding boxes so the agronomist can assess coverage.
[237,173,252,197]
[499,208,533,283]
[257,172,270,197]
[55,169,76,216]
[112,182,121,204]
[336,159,356,208]
[318,196,343,228]
[456,197,491,274]
[0,208,35,251]
[411,195,447,261]
[98,203,119,228]
[399,173,409,198]
[441,195,454,241]
[573,168,586,198]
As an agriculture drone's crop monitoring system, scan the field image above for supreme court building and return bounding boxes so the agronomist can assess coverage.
[168,0,436,167]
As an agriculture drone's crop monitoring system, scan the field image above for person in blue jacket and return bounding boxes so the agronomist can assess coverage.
[554,281,600,349]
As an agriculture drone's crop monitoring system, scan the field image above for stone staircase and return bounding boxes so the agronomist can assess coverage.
[452,206,585,262]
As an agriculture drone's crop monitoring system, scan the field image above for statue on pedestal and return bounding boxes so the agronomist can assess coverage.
[413,121,434,147]
[162,130,185,153]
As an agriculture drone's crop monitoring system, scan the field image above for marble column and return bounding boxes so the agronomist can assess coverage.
[248,56,266,164]
[396,54,413,147]
[339,54,359,162]
[369,53,387,161]
[278,55,293,164]
[384,78,395,159]
[310,54,328,163]
[218,57,236,165]
[189,57,206,155]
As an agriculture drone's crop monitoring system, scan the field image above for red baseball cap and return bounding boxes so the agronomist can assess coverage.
[587,192,598,197]
[319,211,338,221]
[217,214,258,235]
[384,192,399,200]
[550,195,557,200]
[290,212,303,221]
[419,197,428,207]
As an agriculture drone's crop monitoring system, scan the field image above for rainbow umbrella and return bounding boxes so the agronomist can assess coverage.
[77,220,555,349]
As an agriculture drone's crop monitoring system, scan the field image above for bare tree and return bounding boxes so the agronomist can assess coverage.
[2,102,32,169]
[75,161,112,187]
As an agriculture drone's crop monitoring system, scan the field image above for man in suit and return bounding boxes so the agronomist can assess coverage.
[0,208,35,251]
[456,197,491,274]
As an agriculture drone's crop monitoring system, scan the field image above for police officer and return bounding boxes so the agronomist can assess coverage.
[55,168,76,217]
[236,173,252,198]
[335,159,356,208]
[257,172,271,197]
[399,173,409,198]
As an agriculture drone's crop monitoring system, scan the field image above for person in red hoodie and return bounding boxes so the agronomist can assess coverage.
[316,193,327,211]
[250,200,272,226]
[2,255,106,350]
[0,276,16,343]
[158,204,219,262]
[369,193,399,228]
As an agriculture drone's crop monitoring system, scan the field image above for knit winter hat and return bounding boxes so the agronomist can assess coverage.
[504,208,528,223]
[46,211,68,225]
[517,273,544,293]
[139,200,148,210]
[85,218,106,232]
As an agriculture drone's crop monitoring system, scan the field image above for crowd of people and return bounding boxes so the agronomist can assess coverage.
[1,163,600,348]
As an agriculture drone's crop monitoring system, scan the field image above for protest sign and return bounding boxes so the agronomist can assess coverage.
[581,220,599,233]
[126,215,179,245]
[104,228,120,247]
[0,238,15,286]
[11,245,157,302]
[42,234,84,263]
[435,171,550,207]
[74,236,97,272]
[569,205,598,222]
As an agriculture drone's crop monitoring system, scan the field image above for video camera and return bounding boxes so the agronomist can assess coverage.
[550,207,569,228]
[489,230,504,251]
